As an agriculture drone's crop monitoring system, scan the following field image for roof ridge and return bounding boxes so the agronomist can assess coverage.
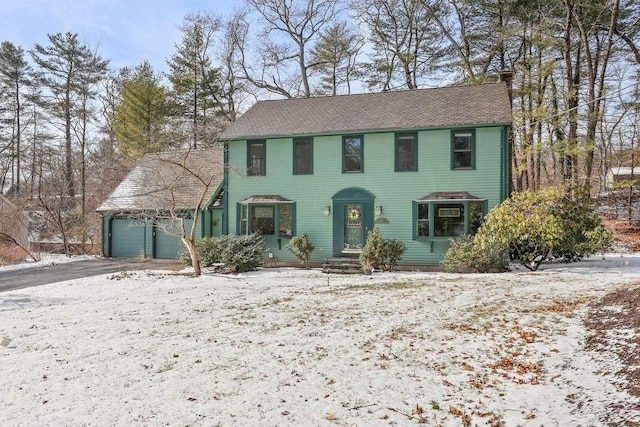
[255,81,506,104]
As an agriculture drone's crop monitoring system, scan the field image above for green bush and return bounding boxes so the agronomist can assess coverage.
[178,243,192,265]
[178,236,220,267]
[180,234,266,273]
[443,187,613,272]
[216,233,266,273]
[383,239,406,271]
[549,197,613,262]
[359,228,407,271]
[359,228,386,269]
[442,234,508,273]
[197,236,222,266]
[286,233,315,267]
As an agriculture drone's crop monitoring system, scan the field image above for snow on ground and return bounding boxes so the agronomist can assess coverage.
[1,254,640,426]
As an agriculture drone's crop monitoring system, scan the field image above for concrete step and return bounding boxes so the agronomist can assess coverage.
[321,257,363,274]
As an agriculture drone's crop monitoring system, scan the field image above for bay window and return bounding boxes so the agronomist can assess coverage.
[413,192,486,240]
[238,196,294,237]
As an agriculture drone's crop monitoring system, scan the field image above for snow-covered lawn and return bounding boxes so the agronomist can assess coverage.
[1,255,640,426]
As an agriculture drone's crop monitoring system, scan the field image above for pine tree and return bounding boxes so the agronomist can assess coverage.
[167,12,223,148]
[112,62,172,159]
[309,22,363,95]
[0,41,32,194]
[30,32,108,198]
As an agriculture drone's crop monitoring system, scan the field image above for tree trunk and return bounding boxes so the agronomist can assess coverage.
[65,88,75,199]
[183,238,201,276]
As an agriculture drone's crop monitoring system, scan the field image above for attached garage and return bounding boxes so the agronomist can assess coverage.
[153,219,188,259]
[97,147,225,260]
[110,218,146,258]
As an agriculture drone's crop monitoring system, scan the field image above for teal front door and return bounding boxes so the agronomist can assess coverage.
[332,187,375,257]
[343,203,365,253]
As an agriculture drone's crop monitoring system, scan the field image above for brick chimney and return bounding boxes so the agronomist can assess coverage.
[498,70,514,196]
[498,70,513,104]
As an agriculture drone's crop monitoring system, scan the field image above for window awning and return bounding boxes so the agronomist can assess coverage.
[239,195,293,204]
[416,191,483,202]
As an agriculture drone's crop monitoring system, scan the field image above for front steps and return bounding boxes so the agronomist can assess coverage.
[321,257,363,274]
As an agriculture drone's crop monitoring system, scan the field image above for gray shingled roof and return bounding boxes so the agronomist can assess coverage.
[97,147,224,213]
[220,82,512,141]
[418,191,483,201]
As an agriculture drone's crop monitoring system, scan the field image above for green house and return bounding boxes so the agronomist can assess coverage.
[97,148,224,259]
[220,82,512,266]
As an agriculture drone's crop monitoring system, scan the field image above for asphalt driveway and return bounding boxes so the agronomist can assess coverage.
[0,258,183,293]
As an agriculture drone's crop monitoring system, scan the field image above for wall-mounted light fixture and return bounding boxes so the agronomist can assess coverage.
[323,205,331,216]
[375,205,383,216]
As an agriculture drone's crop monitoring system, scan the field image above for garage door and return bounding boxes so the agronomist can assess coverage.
[154,219,188,259]
[111,218,145,257]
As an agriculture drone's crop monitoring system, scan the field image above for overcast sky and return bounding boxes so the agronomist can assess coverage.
[1,0,242,72]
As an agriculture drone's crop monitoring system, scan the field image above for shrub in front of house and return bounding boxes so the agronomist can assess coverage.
[442,234,508,273]
[286,233,315,267]
[383,239,406,271]
[179,237,221,267]
[360,228,386,270]
[360,228,406,271]
[180,233,266,273]
[443,187,613,272]
[216,233,266,273]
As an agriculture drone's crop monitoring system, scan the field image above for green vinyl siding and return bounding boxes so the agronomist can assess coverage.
[226,126,507,265]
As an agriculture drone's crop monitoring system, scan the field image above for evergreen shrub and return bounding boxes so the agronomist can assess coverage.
[286,233,315,267]
[180,233,266,273]
[360,228,406,271]
[442,187,613,272]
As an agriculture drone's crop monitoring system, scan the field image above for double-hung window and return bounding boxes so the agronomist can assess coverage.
[395,132,418,171]
[452,130,475,169]
[416,203,429,237]
[413,193,486,240]
[238,196,294,237]
[247,140,266,176]
[343,135,363,173]
[293,138,313,174]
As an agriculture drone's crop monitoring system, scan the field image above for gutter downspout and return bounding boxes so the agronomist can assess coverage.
[223,142,229,235]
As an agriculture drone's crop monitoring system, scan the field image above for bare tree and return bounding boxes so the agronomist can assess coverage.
[0,195,37,261]
[236,0,342,98]
[152,149,222,276]
[99,147,224,276]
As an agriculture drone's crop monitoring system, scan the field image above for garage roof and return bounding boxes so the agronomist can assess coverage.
[97,146,224,213]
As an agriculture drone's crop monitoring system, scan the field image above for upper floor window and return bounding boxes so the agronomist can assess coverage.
[343,135,363,173]
[247,140,266,176]
[293,138,313,175]
[395,132,418,171]
[452,130,475,169]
